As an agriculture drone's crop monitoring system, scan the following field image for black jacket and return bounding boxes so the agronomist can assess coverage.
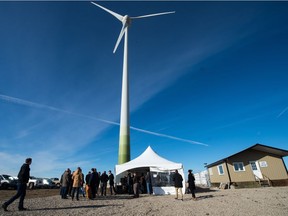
[85,173,91,184]
[100,173,109,183]
[173,172,183,188]
[108,173,114,185]
[89,172,99,186]
[17,163,30,183]
[188,173,196,190]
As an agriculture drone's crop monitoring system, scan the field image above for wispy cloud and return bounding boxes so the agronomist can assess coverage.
[209,114,268,132]
[277,106,288,118]
[0,93,206,146]
[130,126,208,146]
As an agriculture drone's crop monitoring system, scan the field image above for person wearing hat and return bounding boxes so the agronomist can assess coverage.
[188,169,197,200]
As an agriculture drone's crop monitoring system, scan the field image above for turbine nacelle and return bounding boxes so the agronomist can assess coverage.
[122,15,132,27]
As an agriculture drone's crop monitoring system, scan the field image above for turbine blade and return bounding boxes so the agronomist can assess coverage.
[131,11,175,19]
[113,24,127,53]
[91,2,123,22]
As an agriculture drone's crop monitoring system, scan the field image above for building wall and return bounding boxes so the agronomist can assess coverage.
[209,149,288,184]
[228,149,288,182]
[257,155,288,180]
[208,162,230,183]
[227,149,262,182]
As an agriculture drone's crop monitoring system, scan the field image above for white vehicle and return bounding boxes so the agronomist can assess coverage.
[0,174,18,189]
[27,176,43,189]
[50,177,61,188]
[42,178,55,188]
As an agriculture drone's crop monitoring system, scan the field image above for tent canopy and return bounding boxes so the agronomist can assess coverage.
[115,146,185,195]
[115,146,183,175]
[115,146,185,194]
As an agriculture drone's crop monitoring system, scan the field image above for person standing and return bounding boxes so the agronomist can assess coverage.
[188,169,197,200]
[108,170,117,195]
[127,173,133,194]
[140,173,146,194]
[100,171,109,196]
[2,158,32,211]
[145,171,153,195]
[85,171,92,199]
[96,171,101,196]
[60,168,70,199]
[80,169,85,198]
[173,170,183,201]
[133,173,140,198]
[89,168,98,199]
[67,170,73,197]
[71,167,83,201]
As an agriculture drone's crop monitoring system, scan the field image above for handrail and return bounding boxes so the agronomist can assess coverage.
[254,174,261,185]
[262,174,272,186]
[254,174,271,186]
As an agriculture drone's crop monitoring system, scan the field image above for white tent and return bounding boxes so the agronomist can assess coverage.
[115,146,185,195]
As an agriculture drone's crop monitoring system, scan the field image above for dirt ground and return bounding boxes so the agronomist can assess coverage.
[0,187,287,216]
[0,189,60,202]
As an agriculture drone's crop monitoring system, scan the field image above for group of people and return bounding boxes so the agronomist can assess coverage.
[1,157,197,212]
[60,168,117,201]
[173,169,197,201]
[122,171,153,198]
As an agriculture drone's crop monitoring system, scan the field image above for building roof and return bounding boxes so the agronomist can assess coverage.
[206,143,288,168]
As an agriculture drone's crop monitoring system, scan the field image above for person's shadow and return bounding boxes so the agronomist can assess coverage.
[29,204,123,211]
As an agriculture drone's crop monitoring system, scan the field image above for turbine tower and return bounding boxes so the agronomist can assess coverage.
[91,2,175,164]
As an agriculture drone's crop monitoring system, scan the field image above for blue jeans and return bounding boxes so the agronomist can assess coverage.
[71,187,80,200]
[4,183,27,209]
[146,182,152,194]
[60,186,67,198]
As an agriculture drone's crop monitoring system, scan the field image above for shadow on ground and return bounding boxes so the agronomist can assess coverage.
[29,204,123,211]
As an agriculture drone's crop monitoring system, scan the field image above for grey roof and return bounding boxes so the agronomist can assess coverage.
[206,143,288,168]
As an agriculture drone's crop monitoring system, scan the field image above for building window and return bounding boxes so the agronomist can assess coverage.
[233,162,245,172]
[217,164,224,175]
[259,161,268,167]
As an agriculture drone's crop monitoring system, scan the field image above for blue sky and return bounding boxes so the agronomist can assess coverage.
[0,1,287,179]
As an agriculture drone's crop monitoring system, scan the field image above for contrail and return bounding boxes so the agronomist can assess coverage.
[130,126,208,146]
[0,94,207,146]
[277,106,288,118]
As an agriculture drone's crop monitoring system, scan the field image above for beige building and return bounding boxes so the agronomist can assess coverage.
[206,144,288,188]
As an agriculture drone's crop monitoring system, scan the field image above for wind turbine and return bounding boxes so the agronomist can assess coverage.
[91,2,175,164]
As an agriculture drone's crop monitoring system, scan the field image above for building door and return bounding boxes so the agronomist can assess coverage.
[249,161,263,179]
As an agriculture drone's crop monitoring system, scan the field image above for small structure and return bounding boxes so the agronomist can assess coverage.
[206,143,288,188]
[115,146,185,195]
[194,170,209,187]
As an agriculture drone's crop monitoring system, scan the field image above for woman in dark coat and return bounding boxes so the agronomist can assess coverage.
[188,169,196,200]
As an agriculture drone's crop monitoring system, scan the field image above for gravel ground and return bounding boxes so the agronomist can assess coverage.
[0,187,287,216]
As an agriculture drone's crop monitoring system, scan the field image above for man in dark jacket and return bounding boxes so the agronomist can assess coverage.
[108,170,117,195]
[89,168,98,199]
[2,158,32,211]
[188,169,196,200]
[100,171,109,196]
[173,169,183,201]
